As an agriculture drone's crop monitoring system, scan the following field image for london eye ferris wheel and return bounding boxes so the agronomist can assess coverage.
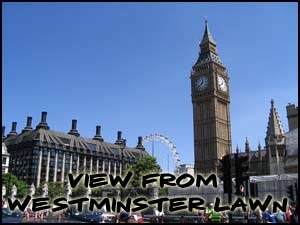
[142,134,181,174]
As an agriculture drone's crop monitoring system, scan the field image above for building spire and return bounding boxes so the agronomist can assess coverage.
[265,99,284,141]
[245,136,250,153]
[200,18,216,46]
[258,141,262,159]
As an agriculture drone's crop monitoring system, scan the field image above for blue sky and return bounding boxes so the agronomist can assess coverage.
[2,3,298,172]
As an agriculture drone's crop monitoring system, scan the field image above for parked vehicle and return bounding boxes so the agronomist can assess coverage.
[68,210,116,223]
[2,208,24,223]
[101,212,116,223]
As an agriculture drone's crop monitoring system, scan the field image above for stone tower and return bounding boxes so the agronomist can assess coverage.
[191,20,232,174]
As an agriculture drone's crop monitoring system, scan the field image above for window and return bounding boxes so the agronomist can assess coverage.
[88,143,97,151]
[59,137,70,145]
[111,148,120,155]
[2,157,7,165]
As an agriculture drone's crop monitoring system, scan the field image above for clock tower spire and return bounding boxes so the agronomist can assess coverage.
[191,19,232,175]
[200,19,217,54]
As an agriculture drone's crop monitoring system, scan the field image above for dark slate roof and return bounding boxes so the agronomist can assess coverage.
[4,128,148,160]
[235,150,268,161]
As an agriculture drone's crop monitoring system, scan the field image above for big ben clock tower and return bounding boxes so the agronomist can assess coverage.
[191,20,232,174]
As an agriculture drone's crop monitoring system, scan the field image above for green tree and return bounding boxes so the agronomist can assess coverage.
[35,182,65,200]
[48,182,65,199]
[71,179,87,197]
[2,173,29,198]
[159,187,168,196]
[126,156,161,188]
[91,186,102,197]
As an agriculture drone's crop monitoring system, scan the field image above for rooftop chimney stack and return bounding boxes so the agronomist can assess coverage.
[72,120,77,130]
[68,119,80,137]
[136,136,145,150]
[118,131,122,140]
[93,125,104,142]
[138,136,143,145]
[22,116,33,133]
[36,112,50,130]
[7,122,18,137]
[41,112,47,123]
[115,131,125,147]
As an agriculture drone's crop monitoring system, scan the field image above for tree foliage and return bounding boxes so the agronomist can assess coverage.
[71,179,87,197]
[126,156,161,187]
[2,173,29,198]
[35,182,65,200]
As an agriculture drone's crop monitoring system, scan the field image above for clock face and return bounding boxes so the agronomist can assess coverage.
[217,75,227,92]
[196,76,208,91]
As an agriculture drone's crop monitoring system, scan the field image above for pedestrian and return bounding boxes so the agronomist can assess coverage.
[126,216,138,223]
[205,202,214,223]
[285,208,291,222]
[221,211,229,223]
[25,211,30,222]
[197,211,205,223]
[262,209,271,223]
[210,211,222,223]
[120,210,130,223]
[275,209,286,223]
[180,215,186,223]
[269,212,277,223]
[255,210,262,223]
[248,210,256,223]
[290,203,299,224]
[57,212,62,222]
[33,212,38,222]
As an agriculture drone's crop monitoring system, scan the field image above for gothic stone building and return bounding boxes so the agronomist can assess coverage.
[230,100,298,177]
[3,112,148,187]
[192,20,298,176]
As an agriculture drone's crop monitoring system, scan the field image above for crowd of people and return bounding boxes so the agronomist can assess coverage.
[192,201,299,223]
[260,202,298,223]
[2,197,299,223]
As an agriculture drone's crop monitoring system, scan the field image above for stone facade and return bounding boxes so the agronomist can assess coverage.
[3,112,148,187]
[2,140,10,174]
[191,21,298,177]
[176,164,194,176]
[286,103,298,131]
[228,100,298,177]
[191,20,232,175]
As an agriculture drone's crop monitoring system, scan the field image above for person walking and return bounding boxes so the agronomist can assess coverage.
[275,210,286,223]
[205,203,214,223]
